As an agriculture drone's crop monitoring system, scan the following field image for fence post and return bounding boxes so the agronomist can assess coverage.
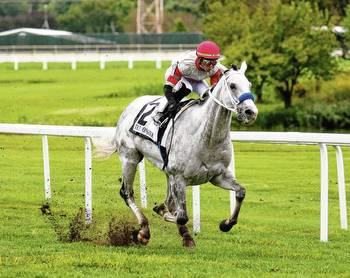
[320,144,328,242]
[230,143,236,214]
[128,59,133,69]
[335,146,348,230]
[42,61,48,71]
[139,158,147,208]
[42,135,51,199]
[71,60,77,70]
[100,58,105,70]
[85,137,92,224]
[156,59,162,69]
[14,59,19,71]
[192,185,200,233]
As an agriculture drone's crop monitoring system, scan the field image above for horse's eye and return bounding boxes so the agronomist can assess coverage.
[230,83,236,90]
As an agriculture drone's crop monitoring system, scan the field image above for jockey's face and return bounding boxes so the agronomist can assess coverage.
[200,58,217,72]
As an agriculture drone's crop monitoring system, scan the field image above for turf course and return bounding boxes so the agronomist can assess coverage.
[0,62,349,277]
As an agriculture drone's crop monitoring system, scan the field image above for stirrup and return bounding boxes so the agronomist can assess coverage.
[153,112,164,125]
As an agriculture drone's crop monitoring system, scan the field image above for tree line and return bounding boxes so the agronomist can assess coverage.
[2,0,349,33]
[0,0,204,33]
[1,0,350,109]
[204,0,350,108]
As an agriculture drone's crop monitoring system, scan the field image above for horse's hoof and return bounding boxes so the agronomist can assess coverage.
[137,229,150,245]
[219,219,235,232]
[183,233,196,248]
[183,238,196,248]
[153,203,165,215]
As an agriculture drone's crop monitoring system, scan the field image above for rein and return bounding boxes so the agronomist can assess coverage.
[207,69,255,112]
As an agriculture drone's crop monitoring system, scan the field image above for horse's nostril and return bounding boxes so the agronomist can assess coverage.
[245,109,253,116]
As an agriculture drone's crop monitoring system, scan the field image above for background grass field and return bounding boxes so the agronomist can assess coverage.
[0,62,349,277]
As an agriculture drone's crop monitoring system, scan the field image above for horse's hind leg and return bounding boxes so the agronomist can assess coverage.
[154,199,195,247]
[177,224,195,248]
[153,175,188,224]
[211,172,246,232]
[153,176,195,247]
[169,200,195,248]
[119,154,150,245]
[153,176,177,223]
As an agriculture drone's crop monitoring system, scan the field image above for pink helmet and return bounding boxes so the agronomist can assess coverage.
[196,41,221,59]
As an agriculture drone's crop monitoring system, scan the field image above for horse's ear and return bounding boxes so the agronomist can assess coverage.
[239,61,247,74]
[231,64,238,71]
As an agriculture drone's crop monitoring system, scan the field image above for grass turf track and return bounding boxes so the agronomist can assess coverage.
[0,62,349,277]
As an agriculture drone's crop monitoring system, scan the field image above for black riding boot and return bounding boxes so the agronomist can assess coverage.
[153,83,191,125]
[153,85,177,125]
[153,102,176,125]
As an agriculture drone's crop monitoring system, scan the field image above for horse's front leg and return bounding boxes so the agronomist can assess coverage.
[210,171,246,232]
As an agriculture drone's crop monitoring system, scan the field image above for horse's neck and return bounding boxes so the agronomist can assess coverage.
[199,86,232,147]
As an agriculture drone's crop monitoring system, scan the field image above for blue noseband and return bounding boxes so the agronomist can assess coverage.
[238,92,255,104]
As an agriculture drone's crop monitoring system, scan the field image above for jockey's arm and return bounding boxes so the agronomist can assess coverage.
[209,68,222,86]
[166,65,182,88]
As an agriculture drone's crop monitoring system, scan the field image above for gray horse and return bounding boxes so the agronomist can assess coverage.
[93,61,258,247]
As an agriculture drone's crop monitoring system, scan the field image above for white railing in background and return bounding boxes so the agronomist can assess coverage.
[0,52,181,70]
[0,123,349,242]
[0,44,197,54]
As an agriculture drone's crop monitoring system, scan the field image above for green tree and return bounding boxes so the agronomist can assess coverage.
[205,1,278,103]
[204,0,338,108]
[165,0,201,16]
[48,0,74,16]
[57,0,134,33]
[341,4,350,57]
[0,1,28,17]
[0,1,57,31]
[271,2,337,107]
[289,0,350,16]
[171,18,189,32]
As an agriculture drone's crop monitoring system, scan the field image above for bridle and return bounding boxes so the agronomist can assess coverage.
[207,69,255,112]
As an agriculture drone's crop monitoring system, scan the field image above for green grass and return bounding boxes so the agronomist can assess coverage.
[0,63,349,277]
[0,61,167,126]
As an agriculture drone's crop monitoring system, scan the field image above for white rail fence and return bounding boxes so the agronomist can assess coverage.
[0,52,180,70]
[0,123,349,242]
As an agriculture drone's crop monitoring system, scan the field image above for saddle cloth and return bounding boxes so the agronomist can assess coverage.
[129,96,196,151]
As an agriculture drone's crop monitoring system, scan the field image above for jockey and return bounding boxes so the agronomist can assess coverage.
[153,40,224,124]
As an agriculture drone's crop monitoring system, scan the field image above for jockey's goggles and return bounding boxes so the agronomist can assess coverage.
[201,58,217,66]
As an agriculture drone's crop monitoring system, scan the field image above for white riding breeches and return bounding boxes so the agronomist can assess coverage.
[164,66,209,97]
[174,78,209,98]
[157,68,209,113]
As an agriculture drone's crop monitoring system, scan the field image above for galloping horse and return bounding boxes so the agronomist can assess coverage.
[93,61,258,247]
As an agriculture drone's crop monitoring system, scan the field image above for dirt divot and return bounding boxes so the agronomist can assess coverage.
[107,216,139,246]
[41,203,138,246]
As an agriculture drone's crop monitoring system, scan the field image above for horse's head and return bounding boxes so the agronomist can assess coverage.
[226,61,258,125]
[212,61,258,125]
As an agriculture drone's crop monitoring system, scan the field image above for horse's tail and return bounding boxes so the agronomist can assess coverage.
[91,133,118,158]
